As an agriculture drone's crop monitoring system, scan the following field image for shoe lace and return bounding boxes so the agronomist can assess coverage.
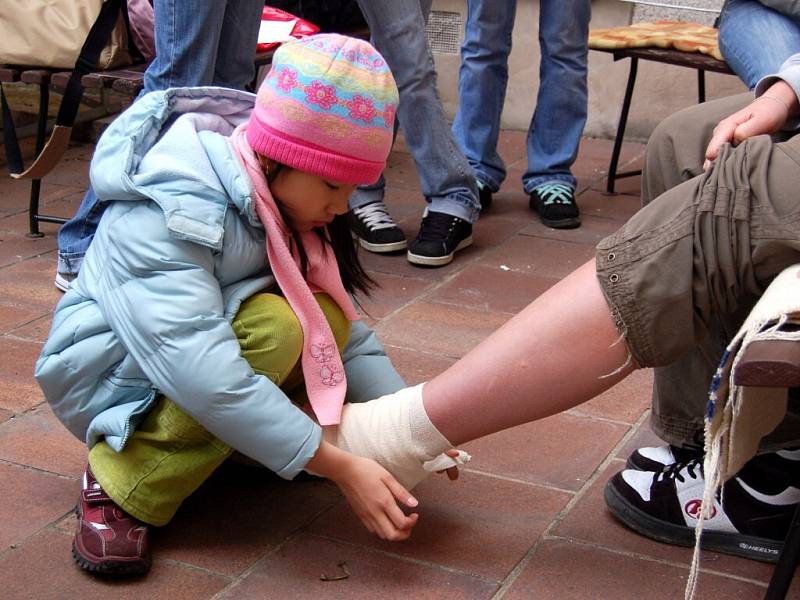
[656,458,703,484]
[417,212,458,242]
[536,182,574,206]
[353,201,397,231]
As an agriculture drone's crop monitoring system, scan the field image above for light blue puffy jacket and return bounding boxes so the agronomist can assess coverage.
[34,87,405,479]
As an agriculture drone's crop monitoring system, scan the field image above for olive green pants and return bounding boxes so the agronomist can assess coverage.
[89,292,351,526]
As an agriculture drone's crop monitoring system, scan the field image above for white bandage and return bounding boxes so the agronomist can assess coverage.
[332,383,470,489]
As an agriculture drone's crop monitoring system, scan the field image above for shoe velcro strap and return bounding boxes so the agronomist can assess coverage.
[81,487,112,504]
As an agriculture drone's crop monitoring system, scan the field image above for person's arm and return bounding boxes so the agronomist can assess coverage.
[756,52,800,117]
[704,54,800,167]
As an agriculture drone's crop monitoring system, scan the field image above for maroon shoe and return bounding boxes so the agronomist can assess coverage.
[72,468,151,575]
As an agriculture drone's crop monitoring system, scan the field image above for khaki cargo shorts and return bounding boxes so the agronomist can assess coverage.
[596,133,800,369]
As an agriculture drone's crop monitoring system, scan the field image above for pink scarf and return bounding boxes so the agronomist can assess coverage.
[230,124,358,425]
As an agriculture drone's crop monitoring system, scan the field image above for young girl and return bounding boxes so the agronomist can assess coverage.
[35,34,463,576]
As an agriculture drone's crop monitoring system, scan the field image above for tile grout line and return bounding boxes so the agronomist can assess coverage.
[308,532,502,586]
[362,217,539,359]
[207,497,348,600]
[0,398,48,421]
[0,510,78,562]
[489,408,652,598]
[154,557,236,581]
[0,457,77,481]
[563,407,648,428]
[3,320,51,341]
[0,467,77,564]
[363,230,509,325]
[540,534,770,589]
[456,468,578,496]
[0,249,60,272]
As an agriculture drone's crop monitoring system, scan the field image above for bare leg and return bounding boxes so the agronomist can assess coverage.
[425,258,633,445]
[329,258,633,488]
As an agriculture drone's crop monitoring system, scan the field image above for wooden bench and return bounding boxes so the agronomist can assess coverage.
[1,66,66,236]
[588,6,739,193]
[0,40,344,237]
[590,45,734,194]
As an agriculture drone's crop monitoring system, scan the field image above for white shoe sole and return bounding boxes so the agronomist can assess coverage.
[54,272,73,293]
[357,237,408,253]
[406,236,473,267]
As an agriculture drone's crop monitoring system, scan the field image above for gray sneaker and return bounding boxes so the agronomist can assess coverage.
[54,271,77,293]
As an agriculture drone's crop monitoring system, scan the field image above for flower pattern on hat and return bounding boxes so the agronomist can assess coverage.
[276,67,298,93]
[346,95,377,122]
[246,33,399,185]
[306,80,338,109]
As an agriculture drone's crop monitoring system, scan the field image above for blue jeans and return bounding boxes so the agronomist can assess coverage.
[718,0,800,90]
[452,0,590,194]
[351,0,480,224]
[57,0,264,276]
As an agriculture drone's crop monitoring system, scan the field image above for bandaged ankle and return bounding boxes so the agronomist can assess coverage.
[331,383,469,489]
[408,388,452,460]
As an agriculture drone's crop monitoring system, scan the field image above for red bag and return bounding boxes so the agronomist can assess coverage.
[257,6,320,53]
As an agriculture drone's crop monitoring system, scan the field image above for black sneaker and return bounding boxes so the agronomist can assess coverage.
[627,444,703,471]
[529,182,581,229]
[348,200,407,253]
[477,181,492,213]
[407,210,473,267]
[605,451,800,562]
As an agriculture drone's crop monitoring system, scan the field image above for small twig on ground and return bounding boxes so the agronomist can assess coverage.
[320,561,350,581]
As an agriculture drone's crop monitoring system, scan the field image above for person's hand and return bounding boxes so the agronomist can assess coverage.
[704,80,799,169]
[334,454,420,540]
[305,440,419,540]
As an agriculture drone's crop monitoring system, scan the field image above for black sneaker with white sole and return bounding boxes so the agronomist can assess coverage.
[529,182,580,229]
[605,451,800,562]
[407,210,473,267]
[348,200,407,253]
[627,444,703,471]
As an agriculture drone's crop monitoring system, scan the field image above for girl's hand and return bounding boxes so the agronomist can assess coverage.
[335,454,419,540]
[704,80,799,169]
[306,440,419,540]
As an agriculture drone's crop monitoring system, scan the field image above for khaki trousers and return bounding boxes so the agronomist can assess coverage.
[596,93,800,450]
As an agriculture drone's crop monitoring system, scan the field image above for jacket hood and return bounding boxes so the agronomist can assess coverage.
[90,87,260,249]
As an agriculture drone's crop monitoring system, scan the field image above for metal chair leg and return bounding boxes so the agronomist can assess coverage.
[697,68,706,104]
[27,78,69,236]
[606,57,638,195]
[26,81,49,238]
[765,503,800,600]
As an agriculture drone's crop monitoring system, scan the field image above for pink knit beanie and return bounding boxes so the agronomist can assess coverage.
[246,34,399,185]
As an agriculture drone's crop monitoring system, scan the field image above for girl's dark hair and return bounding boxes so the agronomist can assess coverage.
[325,213,375,297]
[267,163,375,297]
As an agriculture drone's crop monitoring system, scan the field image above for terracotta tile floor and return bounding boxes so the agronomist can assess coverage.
[0,130,793,599]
